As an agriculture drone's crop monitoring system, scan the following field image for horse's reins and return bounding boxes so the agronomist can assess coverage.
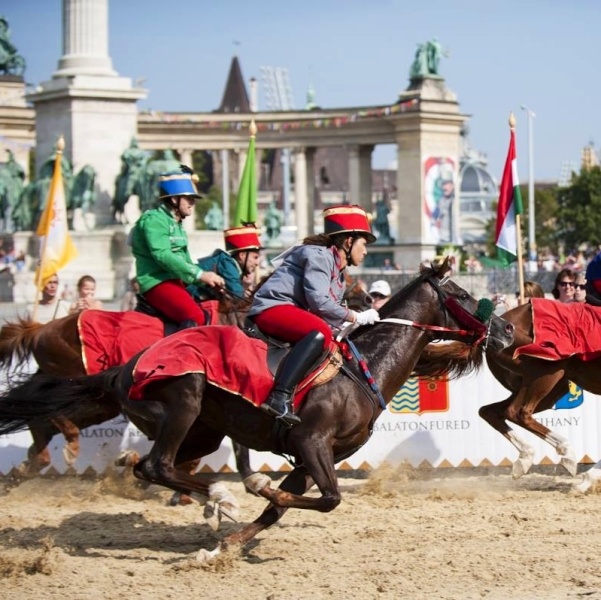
[337,273,493,413]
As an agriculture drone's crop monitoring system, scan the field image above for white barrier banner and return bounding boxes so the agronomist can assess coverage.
[0,365,598,475]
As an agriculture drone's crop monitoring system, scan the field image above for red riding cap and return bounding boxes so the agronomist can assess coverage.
[224,225,263,253]
[323,204,376,244]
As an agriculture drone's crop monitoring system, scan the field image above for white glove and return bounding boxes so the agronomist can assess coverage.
[353,309,380,326]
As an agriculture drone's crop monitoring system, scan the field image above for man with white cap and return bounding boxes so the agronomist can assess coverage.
[368,280,392,310]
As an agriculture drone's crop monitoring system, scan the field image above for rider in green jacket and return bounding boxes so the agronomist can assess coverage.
[130,167,224,327]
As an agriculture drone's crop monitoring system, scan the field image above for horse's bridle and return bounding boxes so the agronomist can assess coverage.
[375,274,491,347]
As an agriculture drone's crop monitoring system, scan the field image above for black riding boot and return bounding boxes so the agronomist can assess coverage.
[261,331,325,427]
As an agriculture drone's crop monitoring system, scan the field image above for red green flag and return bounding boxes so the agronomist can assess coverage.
[234,121,257,226]
[495,129,524,266]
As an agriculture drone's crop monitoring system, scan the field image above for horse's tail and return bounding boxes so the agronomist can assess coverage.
[414,341,483,380]
[0,317,43,370]
[0,367,123,437]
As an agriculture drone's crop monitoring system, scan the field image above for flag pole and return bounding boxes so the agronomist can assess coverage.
[32,136,65,321]
[509,114,526,304]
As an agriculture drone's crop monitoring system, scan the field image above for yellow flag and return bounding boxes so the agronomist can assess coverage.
[35,139,78,289]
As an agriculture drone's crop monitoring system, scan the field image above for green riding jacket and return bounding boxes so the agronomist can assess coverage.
[130,205,202,294]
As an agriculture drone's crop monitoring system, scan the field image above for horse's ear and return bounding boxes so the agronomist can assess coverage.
[419,260,433,274]
[436,255,452,277]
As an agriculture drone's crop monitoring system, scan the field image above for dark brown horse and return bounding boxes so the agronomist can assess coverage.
[0,259,514,560]
[0,278,373,475]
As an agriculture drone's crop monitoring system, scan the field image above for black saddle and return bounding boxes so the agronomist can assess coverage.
[242,318,327,378]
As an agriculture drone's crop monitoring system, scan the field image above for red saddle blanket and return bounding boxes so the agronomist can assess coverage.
[129,326,336,410]
[78,302,221,375]
[514,298,601,361]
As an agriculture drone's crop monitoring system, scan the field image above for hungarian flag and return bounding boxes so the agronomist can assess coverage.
[234,120,258,227]
[495,129,524,266]
[35,139,78,289]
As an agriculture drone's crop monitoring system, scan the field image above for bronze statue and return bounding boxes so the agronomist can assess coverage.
[409,38,447,81]
[264,200,283,244]
[70,165,96,212]
[204,201,224,230]
[0,16,26,76]
[113,137,147,217]
[0,150,25,230]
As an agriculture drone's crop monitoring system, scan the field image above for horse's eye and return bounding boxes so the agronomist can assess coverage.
[459,293,469,302]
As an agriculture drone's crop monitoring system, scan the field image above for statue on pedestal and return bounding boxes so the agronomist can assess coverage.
[113,137,147,220]
[264,200,283,246]
[204,202,224,231]
[0,149,24,230]
[70,164,97,231]
[0,16,26,76]
[409,38,447,81]
[134,149,180,212]
[374,197,393,245]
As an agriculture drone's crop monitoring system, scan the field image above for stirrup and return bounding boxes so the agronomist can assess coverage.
[261,402,301,427]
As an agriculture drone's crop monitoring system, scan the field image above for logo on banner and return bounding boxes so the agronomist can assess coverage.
[554,380,583,410]
[390,376,449,415]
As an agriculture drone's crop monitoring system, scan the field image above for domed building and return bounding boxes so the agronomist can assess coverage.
[458,129,498,245]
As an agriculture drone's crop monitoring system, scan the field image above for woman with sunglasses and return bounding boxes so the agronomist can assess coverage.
[551,268,576,303]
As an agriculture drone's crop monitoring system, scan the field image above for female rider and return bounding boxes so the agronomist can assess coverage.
[249,204,380,426]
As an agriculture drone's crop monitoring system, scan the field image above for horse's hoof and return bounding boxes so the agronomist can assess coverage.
[560,456,578,477]
[243,473,271,496]
[208,483,240,518]
[168,492,193,506]
[511,460,529,479]
[62,445,77,467]
[573,475,592,494]
[204,501,221,531]
[197,546,221,564]
[114,450,140,467]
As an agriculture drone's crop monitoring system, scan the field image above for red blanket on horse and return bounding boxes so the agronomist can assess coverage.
[78,303,222,374]
[129,326,337,409]
[514,298,601,361]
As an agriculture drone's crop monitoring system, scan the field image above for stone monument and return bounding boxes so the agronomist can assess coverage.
[391,38,465,267]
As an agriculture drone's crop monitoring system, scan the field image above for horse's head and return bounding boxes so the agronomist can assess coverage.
[343,274,373,311]
[378,256,514,351]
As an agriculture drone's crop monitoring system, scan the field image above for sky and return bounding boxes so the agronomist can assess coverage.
[3,0,600,181]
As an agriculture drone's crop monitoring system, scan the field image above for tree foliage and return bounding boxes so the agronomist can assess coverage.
[556,166,601,251]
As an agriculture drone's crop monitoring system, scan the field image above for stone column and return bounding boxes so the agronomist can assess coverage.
[179,148,193,169]
[294,148,308,240]
[55,0,116,77]
[348,144,373,211]
[305,147,316,235]
[28,0,146,229]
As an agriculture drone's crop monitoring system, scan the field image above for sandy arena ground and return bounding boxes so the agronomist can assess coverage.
[1,464,600,600]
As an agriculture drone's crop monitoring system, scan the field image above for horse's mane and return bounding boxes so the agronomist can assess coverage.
[413,342,484,380]
[217,273,273,315]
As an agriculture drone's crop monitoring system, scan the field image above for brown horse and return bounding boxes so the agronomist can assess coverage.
[0,259,515,560]
[423,298,601,486]
[0,278,373,475]
[481,299,601,483]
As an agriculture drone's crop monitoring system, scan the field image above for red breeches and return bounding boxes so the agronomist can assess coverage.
[252,305,332,348]
[143,279,207,325]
